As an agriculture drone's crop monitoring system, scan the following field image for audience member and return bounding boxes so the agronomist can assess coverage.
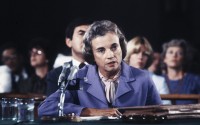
[124,36,170,105]
[161,39,200,104]
[38,20,162,117]
[0,65,12,93]
[148,52,162,75]
[46,18,93,96]
[19,38,51,94]
[1,43,29,93]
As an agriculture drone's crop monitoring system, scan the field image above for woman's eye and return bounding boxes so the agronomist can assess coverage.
[97,48,105,53]
[111,44,117,51]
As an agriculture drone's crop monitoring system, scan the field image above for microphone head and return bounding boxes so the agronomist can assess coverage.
[61,62,70,75]
[67,66,79,81]
[58,62,70,86]
[63,62,70,69]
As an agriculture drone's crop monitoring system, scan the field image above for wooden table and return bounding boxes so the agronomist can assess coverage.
[160,94,200,104]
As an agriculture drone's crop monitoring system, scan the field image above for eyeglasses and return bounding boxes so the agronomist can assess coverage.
[30,49,43,56]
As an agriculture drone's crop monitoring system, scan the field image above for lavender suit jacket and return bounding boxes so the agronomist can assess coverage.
[38,61,162,117]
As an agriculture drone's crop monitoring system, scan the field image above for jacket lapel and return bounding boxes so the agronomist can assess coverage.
[77,62,136,105]
[84,65,108,105]
[115,62,136,99]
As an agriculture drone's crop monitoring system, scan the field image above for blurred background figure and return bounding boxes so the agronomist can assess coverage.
[124,36,153,69]
[124,36,170,105]
[161,39,200,105]
[0,65,12,93]
[46,18,93,96]
[148,52,162,75]
[52,17,93,69]
[19,38,51,94]
[53,54,71,68]
[185,45,200,75]
[1,42,29,93]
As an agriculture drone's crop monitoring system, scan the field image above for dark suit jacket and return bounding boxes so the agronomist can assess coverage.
[46,61,72,96]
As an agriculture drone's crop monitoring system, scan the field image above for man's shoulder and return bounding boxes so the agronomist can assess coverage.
[49,61,73,74]
[49,66,63,75]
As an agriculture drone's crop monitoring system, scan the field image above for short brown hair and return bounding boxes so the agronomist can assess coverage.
[83,20,127,65]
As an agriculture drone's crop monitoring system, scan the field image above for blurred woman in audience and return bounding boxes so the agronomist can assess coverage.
[161,39,200,104]
[19,38,51,94]
[124,36,170,105]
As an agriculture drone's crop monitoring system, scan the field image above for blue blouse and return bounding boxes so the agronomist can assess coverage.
[166,73,200,105]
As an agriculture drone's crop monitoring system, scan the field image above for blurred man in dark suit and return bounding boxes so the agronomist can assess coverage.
[1,43,29,93]
[46,18,93,96]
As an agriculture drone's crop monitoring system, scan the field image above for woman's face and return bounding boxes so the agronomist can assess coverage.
[91,32,122,77]
[129,45,149,69]
[164,46,184,69]
[30,48,47,67]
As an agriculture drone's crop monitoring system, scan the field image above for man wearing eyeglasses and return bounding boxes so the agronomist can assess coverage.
[1,43,29,93]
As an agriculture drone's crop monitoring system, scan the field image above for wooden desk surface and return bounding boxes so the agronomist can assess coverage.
[160,94,200,104]
[1,118,200,125]
[160,94,200,100]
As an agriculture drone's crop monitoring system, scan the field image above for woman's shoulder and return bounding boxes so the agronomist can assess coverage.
[185,72,200,79]
[184,72,200,83]
[151,73,165,82]
[76,64,95,77]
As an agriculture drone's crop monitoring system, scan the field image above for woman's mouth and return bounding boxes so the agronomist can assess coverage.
[107,61,116,67]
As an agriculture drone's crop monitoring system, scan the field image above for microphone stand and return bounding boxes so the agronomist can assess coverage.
[58,66,79,117]
[58,80,72,117]
[58,80,66,117]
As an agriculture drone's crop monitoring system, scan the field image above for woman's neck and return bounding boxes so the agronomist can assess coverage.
[99,68,121,80]
[167,67,184,80]
[35,65,48,79]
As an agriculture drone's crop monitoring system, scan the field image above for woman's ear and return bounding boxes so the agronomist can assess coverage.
[65,38,72,48]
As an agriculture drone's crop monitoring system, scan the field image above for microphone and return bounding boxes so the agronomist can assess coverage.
[65,66,79,89]
[58,62,70,86]
[67,66,79,81]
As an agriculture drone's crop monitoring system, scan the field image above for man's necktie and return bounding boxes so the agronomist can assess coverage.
[79,63,86,69]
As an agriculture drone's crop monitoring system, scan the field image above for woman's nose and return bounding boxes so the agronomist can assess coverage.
[138,52,143,58]
[106,50,114,58]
